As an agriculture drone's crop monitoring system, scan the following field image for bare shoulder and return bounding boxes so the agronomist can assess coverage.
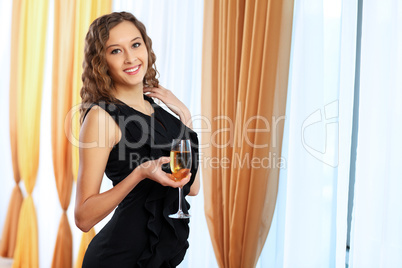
[80,105,121,148]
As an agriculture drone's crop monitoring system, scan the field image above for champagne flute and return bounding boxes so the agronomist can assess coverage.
[169,139,192,219]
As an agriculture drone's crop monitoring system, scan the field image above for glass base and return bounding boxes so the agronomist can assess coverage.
[169,210,191,219]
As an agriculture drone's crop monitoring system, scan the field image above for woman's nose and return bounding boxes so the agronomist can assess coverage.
[124,51,137,64]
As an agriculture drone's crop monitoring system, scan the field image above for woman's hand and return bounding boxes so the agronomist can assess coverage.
[143,85,192,128]
[137,156,191,188]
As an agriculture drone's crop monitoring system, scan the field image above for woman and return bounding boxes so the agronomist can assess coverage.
[75,11,200,267]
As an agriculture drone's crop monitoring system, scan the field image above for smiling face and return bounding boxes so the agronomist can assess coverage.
[105,20,149,91]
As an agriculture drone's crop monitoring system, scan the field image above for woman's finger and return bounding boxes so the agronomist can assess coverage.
[179,173,191,187]
[158,85,167,91]
[158,156,170,165]
[166,172,191,188]
[143,87,153,93]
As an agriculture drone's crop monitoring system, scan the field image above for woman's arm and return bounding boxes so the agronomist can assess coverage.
[188,171,200,196]
[143,86,200,196]
[75,106,190,232]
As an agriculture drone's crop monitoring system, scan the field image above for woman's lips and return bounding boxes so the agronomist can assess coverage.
[124,65,141,75]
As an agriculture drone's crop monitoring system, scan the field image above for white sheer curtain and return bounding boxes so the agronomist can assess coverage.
[258,0,357,267]
[349,1,402,267]
[112,1,218,267]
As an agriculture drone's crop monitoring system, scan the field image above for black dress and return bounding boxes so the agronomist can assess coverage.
[82,95,199,268]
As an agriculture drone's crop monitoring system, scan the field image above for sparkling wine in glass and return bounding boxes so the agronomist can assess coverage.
[169,139,192,219]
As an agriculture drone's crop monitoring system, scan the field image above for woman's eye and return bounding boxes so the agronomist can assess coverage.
[111,49,121,54]
[132,42,141,48]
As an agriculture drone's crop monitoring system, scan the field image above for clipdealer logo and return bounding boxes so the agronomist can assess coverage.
[301,100,339,167]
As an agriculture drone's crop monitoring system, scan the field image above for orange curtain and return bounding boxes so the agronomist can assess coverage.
[71,1,111,267]
[201,0,294,267]
[50,0,77,267]
[12,0,49,267]
[0,0,24,258]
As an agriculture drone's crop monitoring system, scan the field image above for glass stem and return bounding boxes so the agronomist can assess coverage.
[178,186,183,213]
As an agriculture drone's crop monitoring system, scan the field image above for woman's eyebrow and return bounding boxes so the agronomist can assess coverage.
[106,36,142,50]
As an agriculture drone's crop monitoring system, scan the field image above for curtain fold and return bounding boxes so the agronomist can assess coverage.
[71,1,111,267]
[74,228,96,268]
[349,1,402,267]
[50,0,76,267]
[202,0,294,267]
[51,214,73,267]
[0,0,23,258]
[258,0,358,267]
[0,187,23,258]
[12,0,49,267]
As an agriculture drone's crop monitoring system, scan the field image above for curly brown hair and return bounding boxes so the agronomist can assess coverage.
[80,11,159,123]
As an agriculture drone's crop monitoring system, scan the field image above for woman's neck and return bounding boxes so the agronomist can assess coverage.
[113,84,152,115]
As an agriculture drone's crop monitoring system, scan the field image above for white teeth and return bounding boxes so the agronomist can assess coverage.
[125,66,139,72]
